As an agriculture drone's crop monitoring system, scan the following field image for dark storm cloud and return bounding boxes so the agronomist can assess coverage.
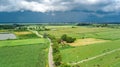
[0,0,120,13]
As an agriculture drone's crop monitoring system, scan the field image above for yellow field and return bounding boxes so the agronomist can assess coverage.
[14,31,32,35]
[69,38,108,46]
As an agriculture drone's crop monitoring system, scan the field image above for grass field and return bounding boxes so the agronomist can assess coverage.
[41,26,120,67]
[78,49,120,67]
[0,25,120,67]
[113,62,120,67]
[0,38,45,47]
[14,31,39,39]
[61,40,120,63]
[40,26,120,40]
[0,38,49,67]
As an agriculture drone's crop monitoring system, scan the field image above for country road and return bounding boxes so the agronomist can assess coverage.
[71,48,120,65]
[29,30,54,67]
[48,38,54,67]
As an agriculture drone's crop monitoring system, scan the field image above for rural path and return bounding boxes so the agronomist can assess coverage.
[48,38,54,67]
[70,48,120,65]
[28,30,43,38]
[28,30,54,67]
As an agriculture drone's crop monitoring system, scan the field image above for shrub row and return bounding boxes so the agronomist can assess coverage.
[47,35,62,67]
[47,34,73,67]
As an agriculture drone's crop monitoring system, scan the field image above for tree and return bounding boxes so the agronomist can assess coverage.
[66,37,76,43]
[61,34,76,43]
[61,34,67,41]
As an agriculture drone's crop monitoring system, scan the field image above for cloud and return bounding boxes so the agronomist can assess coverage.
[102,0,120,12]
[0,0,120,13]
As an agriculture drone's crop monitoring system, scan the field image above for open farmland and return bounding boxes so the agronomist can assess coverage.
[0,38,49,67]
[40,26,120,40]
[61,40,120,66]
[0,24,120,67]
[39,25,120,67]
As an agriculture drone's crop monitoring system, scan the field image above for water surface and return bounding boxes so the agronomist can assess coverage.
[0,33,16,40]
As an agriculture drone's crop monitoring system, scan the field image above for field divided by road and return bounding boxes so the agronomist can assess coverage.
[42,26,120,67]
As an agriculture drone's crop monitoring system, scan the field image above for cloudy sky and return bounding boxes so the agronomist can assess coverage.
[0,0,120,23]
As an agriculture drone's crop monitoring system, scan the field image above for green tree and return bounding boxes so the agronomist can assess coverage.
[61,34,67,41]
[61,34,76,43]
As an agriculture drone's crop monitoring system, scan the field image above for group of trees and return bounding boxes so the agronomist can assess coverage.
[76,23,120,29]
[0,24,29,31]
[0,25,15,29]
[15,26,28,31]
[76,23,92,26]
[28,26,50,31]
[0,24,23,30]
[92,24,108,27]
[61,34,76,43]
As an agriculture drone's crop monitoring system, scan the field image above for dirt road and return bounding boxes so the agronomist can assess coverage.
[48,38,54,67]
[29,30,54,67]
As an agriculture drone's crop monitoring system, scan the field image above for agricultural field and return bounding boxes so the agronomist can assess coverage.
[39,25,120,67]
[0,24,120,67]
[61,40,120,66]
[0,35,49,67]
[40,26,120,40]
[14,31,39,39]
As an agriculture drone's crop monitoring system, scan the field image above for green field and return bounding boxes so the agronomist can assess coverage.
[61,40,120,67]
[0,25,120,67]
[0,38,49,67]
[40,26,120,40]
[40,26,120,67]
[14,31,39,39]
[79,49,120,67]
[0,38,45,47]
[61,40,120,62]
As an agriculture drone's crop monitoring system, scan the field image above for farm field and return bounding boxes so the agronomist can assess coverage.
[40,26,120,40]
[0,38,49,67]
[0,24,120,67]
[39,25,120,67]
[14,31,39,39]
[61,40,120,66]
[77,48,120,67]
